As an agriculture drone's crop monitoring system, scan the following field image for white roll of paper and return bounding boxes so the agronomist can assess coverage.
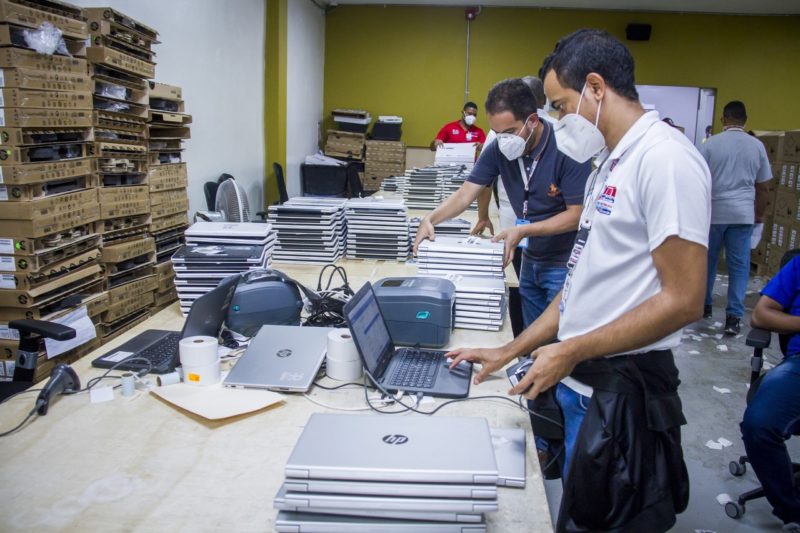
[326,329,363,381]
[179,336,220,386]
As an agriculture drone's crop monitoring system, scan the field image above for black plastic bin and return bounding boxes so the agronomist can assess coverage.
[371,122,402,141]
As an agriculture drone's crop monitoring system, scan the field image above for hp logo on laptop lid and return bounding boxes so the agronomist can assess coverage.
[276,349,292,358]
[382,434,409,445]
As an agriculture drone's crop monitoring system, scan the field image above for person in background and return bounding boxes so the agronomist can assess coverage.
[430,101,486,151]
[743,256,800,532]
[448,29,709,531]
[700,100,772,335]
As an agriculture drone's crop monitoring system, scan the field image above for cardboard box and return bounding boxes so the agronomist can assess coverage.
[775,161,799,191]
[0,156,94,185]
[87,46,155,79]
[98,307,149,343]
[0,201,100,238]
[0,107,93,128]
[151,197,188,219]
[94,96,149,119]
[154,259,173,280]
[97,184,148,205]
[148,162,187,192]
[0,223,97,257]
[0,47,88,74]
[149,124,191,138]
[98,213,150,239]
[0,174,97,201]
[0,188,97,220]
[0,230,100,264]
[0,88,92,111]
[773,187,797,224]
[1,248,100,290]
[758,132,785,163]
[0,23,87,57]
[101,290,154,323]
[93,77,149,106]
[0,262,101,308]
[0,0,89,40]
[94,140,148,158]
[101,236,155,264]
[100,199,150,219]
[149,189,186,206]
[107,274,157,306]
[325,130,365,160]
[0,67,91,92]
[149,212,188,234]
[0,126,94,148]
[85,7,159,47]
[94,110,148,135]
[154,287,177,307]
[148,81,182,101]
[0,142,91,165]
[156,273,175,293]
[783,131,800,163]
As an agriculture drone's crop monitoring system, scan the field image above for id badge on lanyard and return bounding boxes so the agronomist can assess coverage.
[516,158,538,249]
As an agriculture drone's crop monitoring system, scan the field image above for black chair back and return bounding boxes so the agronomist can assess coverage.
[273,162,289,204]
[203,182,219,211]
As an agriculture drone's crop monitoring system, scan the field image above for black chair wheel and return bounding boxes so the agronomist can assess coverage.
[725,501,745,519]
[730,460,747,476]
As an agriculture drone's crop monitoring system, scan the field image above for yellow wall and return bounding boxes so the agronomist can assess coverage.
[264,0,287,205]
[324,6,800,147]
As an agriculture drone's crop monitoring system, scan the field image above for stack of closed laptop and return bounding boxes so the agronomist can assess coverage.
[434,143,476,172]
[440,168,478,211]
[274,413,500,532]
[448,275,508,331]
[378,175,406,194]
[174,222,275,316]
[344,198,410,261]
[402,167,445,209]
[408,217,471,244]
[268,198,347,264]
[416,236,505,280]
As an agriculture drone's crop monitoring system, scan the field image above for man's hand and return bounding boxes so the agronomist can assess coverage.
[446,346,510,385]
[471,218,494,236]
[413,218,436,256]
[492,227,524,267]
[510,341,578,400]
[432,139,444,151]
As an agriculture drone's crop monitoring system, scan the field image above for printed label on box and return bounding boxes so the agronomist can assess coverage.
[0,69,4,88]
[0,239,12,254]
[0,257,14,272]
[0,324,19,340]
[0,165,4,183]
[0,185,7,201]
[0,274,14,289]
[4,360,14,376]
[0,92,4,107]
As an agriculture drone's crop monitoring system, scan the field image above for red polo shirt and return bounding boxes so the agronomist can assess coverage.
[435,120,486,144]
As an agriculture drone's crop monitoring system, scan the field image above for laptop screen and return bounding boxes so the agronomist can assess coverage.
[344,283,393,376]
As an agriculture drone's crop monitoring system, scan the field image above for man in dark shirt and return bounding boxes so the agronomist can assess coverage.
[414,78,591,328]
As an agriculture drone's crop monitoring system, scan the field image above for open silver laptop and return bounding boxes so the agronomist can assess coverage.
[275,511,487,533]
[285,414,498,484]
[223,325,334,392]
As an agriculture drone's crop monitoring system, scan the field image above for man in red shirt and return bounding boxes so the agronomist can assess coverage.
[430,101,487,151]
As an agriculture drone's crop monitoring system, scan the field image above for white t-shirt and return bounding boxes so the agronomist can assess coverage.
[557,111,711,394]
[489,109,559,231]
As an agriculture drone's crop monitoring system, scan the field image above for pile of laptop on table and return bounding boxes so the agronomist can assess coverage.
[379,175,406,194]
[448,275,507,332]
[173,222,275,316]
[408,217,471,244]
[416,236,505,280]
[268,198,347,264]
[344,198,410,261]
[274,413,508,533]
[402,167,445,210]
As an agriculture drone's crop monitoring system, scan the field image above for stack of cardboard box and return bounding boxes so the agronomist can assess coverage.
[86,7,158,344]
[754,131,800,277]
[324,129,365,161]
[0,0,106,380]
[363,140,405,192]
[147,81,191,310]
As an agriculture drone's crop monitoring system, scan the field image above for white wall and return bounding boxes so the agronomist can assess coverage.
[73,0,265,215]
[285,0,325,198]
[637,85,701,144]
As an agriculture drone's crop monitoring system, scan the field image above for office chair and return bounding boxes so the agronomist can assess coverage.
[272,162,289,205]
[725,249,800,520]
[203,173,234,211]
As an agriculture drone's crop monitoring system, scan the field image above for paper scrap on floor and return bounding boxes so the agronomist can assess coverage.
[150,382,283,420]
[713,386,731,394]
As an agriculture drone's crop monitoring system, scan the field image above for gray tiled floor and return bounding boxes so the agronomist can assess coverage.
[543,272,800,532]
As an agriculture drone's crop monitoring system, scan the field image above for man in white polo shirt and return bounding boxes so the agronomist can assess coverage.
[448,29,710,532]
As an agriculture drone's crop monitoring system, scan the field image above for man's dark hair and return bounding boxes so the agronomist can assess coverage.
[521,76,546,109]
[723,101,747,123]
[485,79,537,122]
[463,101,478,111]
[540,29,639,101]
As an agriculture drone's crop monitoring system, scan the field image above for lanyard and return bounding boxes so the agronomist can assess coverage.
[515,122,550,219]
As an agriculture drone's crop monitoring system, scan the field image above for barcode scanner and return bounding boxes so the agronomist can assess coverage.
[35,364,80,416]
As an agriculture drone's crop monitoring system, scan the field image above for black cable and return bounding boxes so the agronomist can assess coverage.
[304,264,354,328]
[66,357,154,394]
[0,406,37,438]
[0,387,43,407]
[313,373,365,390]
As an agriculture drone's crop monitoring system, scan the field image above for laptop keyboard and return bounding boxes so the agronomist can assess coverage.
[118,333,180,373]
[388,349,440,389]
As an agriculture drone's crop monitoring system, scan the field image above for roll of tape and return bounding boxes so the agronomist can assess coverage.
[179,336,221,387]
[326,329,362,381]
[120,372,135,397]
[157,371,181,387]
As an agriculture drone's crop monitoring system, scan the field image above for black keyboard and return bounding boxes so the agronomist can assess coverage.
[114,333,180,374]
[388,349,441,389]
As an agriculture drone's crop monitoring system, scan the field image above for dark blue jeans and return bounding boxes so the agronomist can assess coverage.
[519,256,568,327]
[741,355,800,524]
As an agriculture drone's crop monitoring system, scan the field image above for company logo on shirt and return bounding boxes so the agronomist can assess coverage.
[548,183,561,197]
[596,185,617,215]
[466,133,473,141]
[452,129,460,135]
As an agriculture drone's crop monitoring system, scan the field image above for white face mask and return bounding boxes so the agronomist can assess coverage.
[463,114,476,126]
[496,116,534,161]
[553,83,606,163]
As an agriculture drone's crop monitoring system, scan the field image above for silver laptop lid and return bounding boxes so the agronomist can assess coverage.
[285,414,498,484]
[223,325,334,392]
[283,478,496,500]
[275,511,487,533]
[490,428,526,488]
